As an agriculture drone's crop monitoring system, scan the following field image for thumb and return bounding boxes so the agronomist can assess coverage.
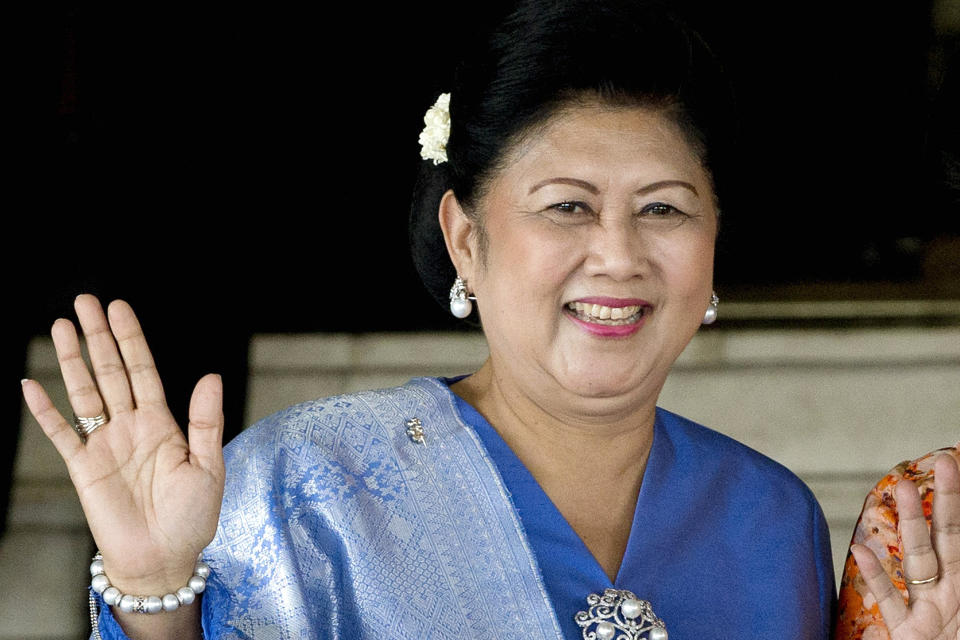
[187,373,224,472]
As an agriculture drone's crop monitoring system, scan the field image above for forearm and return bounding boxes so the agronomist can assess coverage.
[112,602,203,640]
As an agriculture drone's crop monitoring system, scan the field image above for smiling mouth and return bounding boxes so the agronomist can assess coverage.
[565,301,648,325]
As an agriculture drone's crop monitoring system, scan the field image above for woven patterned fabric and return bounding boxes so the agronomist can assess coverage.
[194,376,560,639]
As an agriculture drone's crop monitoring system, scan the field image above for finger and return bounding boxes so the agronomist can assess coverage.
[187,374,224,474]
[51,317,105,419]
[932,453,960,577]
[20,378,84,462]
[897,477,940,593]
[105,299,167,409]
[74,294,135,415]
[851,543,909,631]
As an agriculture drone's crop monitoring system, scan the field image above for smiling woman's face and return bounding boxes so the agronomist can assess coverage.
[453,102,718,410]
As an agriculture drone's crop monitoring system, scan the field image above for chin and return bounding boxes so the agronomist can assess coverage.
[558,371,642,400]
[553,348,671,402]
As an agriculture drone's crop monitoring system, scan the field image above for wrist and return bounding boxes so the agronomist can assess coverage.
[97,590,205,640]
[90,552,210,614]
[97,549,201,592]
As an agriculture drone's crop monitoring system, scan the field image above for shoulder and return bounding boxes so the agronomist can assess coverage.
[209,377,448,549]
[655,406,816,501]
[221,377,443,470]
[651,407,835,608]
[204,378,453,634]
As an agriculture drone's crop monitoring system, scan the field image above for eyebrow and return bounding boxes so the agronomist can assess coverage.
[638,180,699,197]
[528,177,699,197]
[528,177,599,195]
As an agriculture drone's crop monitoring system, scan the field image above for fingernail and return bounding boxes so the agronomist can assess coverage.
[20,378,30,386]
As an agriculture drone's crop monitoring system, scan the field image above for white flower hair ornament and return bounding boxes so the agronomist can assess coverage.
[418,92,451,165]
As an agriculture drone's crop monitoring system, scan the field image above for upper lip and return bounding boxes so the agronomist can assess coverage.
[571,296,651,307]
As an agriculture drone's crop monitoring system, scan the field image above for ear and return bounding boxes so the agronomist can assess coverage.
[438,189,481,282]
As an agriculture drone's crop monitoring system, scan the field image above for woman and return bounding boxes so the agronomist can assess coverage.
[19,1,959,638]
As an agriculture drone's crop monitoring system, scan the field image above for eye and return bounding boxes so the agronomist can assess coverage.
[548,201,592,216]
[638,202,687,218]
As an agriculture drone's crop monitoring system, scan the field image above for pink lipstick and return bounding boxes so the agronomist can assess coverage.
[564,297,651,338]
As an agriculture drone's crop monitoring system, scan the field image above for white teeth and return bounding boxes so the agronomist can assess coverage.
[566,301,645,324]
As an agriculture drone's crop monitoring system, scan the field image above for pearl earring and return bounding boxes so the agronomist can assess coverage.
[449,276,476,319]
[702,292,719,325]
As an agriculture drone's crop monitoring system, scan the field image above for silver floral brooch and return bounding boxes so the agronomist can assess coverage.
[574,589,667,640]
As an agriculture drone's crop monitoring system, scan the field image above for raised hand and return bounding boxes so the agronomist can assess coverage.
[20,294,225,627]
[852,454,960,640]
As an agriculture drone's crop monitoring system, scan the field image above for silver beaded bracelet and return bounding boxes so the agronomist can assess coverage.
[89,552,210,614]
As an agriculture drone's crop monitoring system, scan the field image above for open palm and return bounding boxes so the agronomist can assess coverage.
[21,294,225,592]
[852,454,960,640]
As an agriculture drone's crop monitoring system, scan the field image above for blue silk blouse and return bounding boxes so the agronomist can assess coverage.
[451,384,836,640]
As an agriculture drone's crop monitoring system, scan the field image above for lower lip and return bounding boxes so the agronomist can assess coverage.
[564,309,646,337]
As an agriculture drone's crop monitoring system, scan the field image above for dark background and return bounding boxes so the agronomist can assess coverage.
[5,3,958,532]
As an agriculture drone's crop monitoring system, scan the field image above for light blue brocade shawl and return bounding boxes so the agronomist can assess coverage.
[201,376,566,639]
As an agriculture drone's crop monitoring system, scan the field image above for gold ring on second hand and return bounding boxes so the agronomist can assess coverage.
[906,573,940,586]
[73,411,109,442]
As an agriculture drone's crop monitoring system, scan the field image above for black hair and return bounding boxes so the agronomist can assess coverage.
[409,0,736,311]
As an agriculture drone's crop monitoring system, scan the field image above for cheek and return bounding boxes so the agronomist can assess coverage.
[486,222,581,287]
[656,232,715,284]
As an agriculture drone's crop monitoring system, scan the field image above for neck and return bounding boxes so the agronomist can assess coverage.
[451,358,657,491]
[451,358,658,580]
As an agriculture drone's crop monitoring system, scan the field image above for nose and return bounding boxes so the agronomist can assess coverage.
[582,216,648,281]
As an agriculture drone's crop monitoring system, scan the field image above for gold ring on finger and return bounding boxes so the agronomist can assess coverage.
[73,411,109,441]
[906,572,940,586]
